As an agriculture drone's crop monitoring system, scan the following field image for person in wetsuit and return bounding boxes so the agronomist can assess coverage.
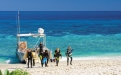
[27,49,33,68]
[32,50,36,66]
[38,42,44,63]
[54,48,62,66]
[66,46,73,66]
[39,42,43,54]
[41,50,49,67]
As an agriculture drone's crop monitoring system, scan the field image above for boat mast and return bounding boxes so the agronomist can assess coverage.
[17,11,20,49]
[18,11,20,34]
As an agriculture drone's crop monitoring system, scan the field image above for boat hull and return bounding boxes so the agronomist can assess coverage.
[16,51,26,64]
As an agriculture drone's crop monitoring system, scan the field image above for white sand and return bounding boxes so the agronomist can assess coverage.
[1,59,121,75]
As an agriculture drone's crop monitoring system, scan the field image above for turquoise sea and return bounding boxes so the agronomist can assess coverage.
[0,11,121,63]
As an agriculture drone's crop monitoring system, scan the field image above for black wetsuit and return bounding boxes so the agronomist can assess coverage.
[27,51,33,68]
[39,43,44,65]
[54,50,62,66]
[41,51,49,67]
[39,43,43,54]
[66,49,73,65]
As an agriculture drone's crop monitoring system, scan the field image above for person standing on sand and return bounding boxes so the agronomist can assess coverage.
[27,49,33,68]
[31,50,37,66]
[41,50,49,67]
[38,42,44,62]
[49,50,53,62]
[54,48,62,66]
[66,46,73,66]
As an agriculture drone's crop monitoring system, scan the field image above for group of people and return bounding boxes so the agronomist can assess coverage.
[27,42,74,68]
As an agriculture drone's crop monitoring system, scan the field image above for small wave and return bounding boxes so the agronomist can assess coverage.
[60,56,121,61]
[2,57,20,64]
[5,59,11,64]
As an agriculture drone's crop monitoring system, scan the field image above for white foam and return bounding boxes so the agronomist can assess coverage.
[5,59,11,64]
[60,56,121,61]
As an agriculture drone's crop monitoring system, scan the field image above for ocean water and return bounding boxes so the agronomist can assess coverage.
[0,11,121,63]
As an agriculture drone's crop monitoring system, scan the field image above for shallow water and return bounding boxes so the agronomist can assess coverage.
[0,11,121,63]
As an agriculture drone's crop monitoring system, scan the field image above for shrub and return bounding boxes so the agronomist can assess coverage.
[4,69,9,75]
[10,69,30,75]
[0,70,2,75]
[0,69,30,75]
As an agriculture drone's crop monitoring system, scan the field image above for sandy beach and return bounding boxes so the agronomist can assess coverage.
[1,59,121,75]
